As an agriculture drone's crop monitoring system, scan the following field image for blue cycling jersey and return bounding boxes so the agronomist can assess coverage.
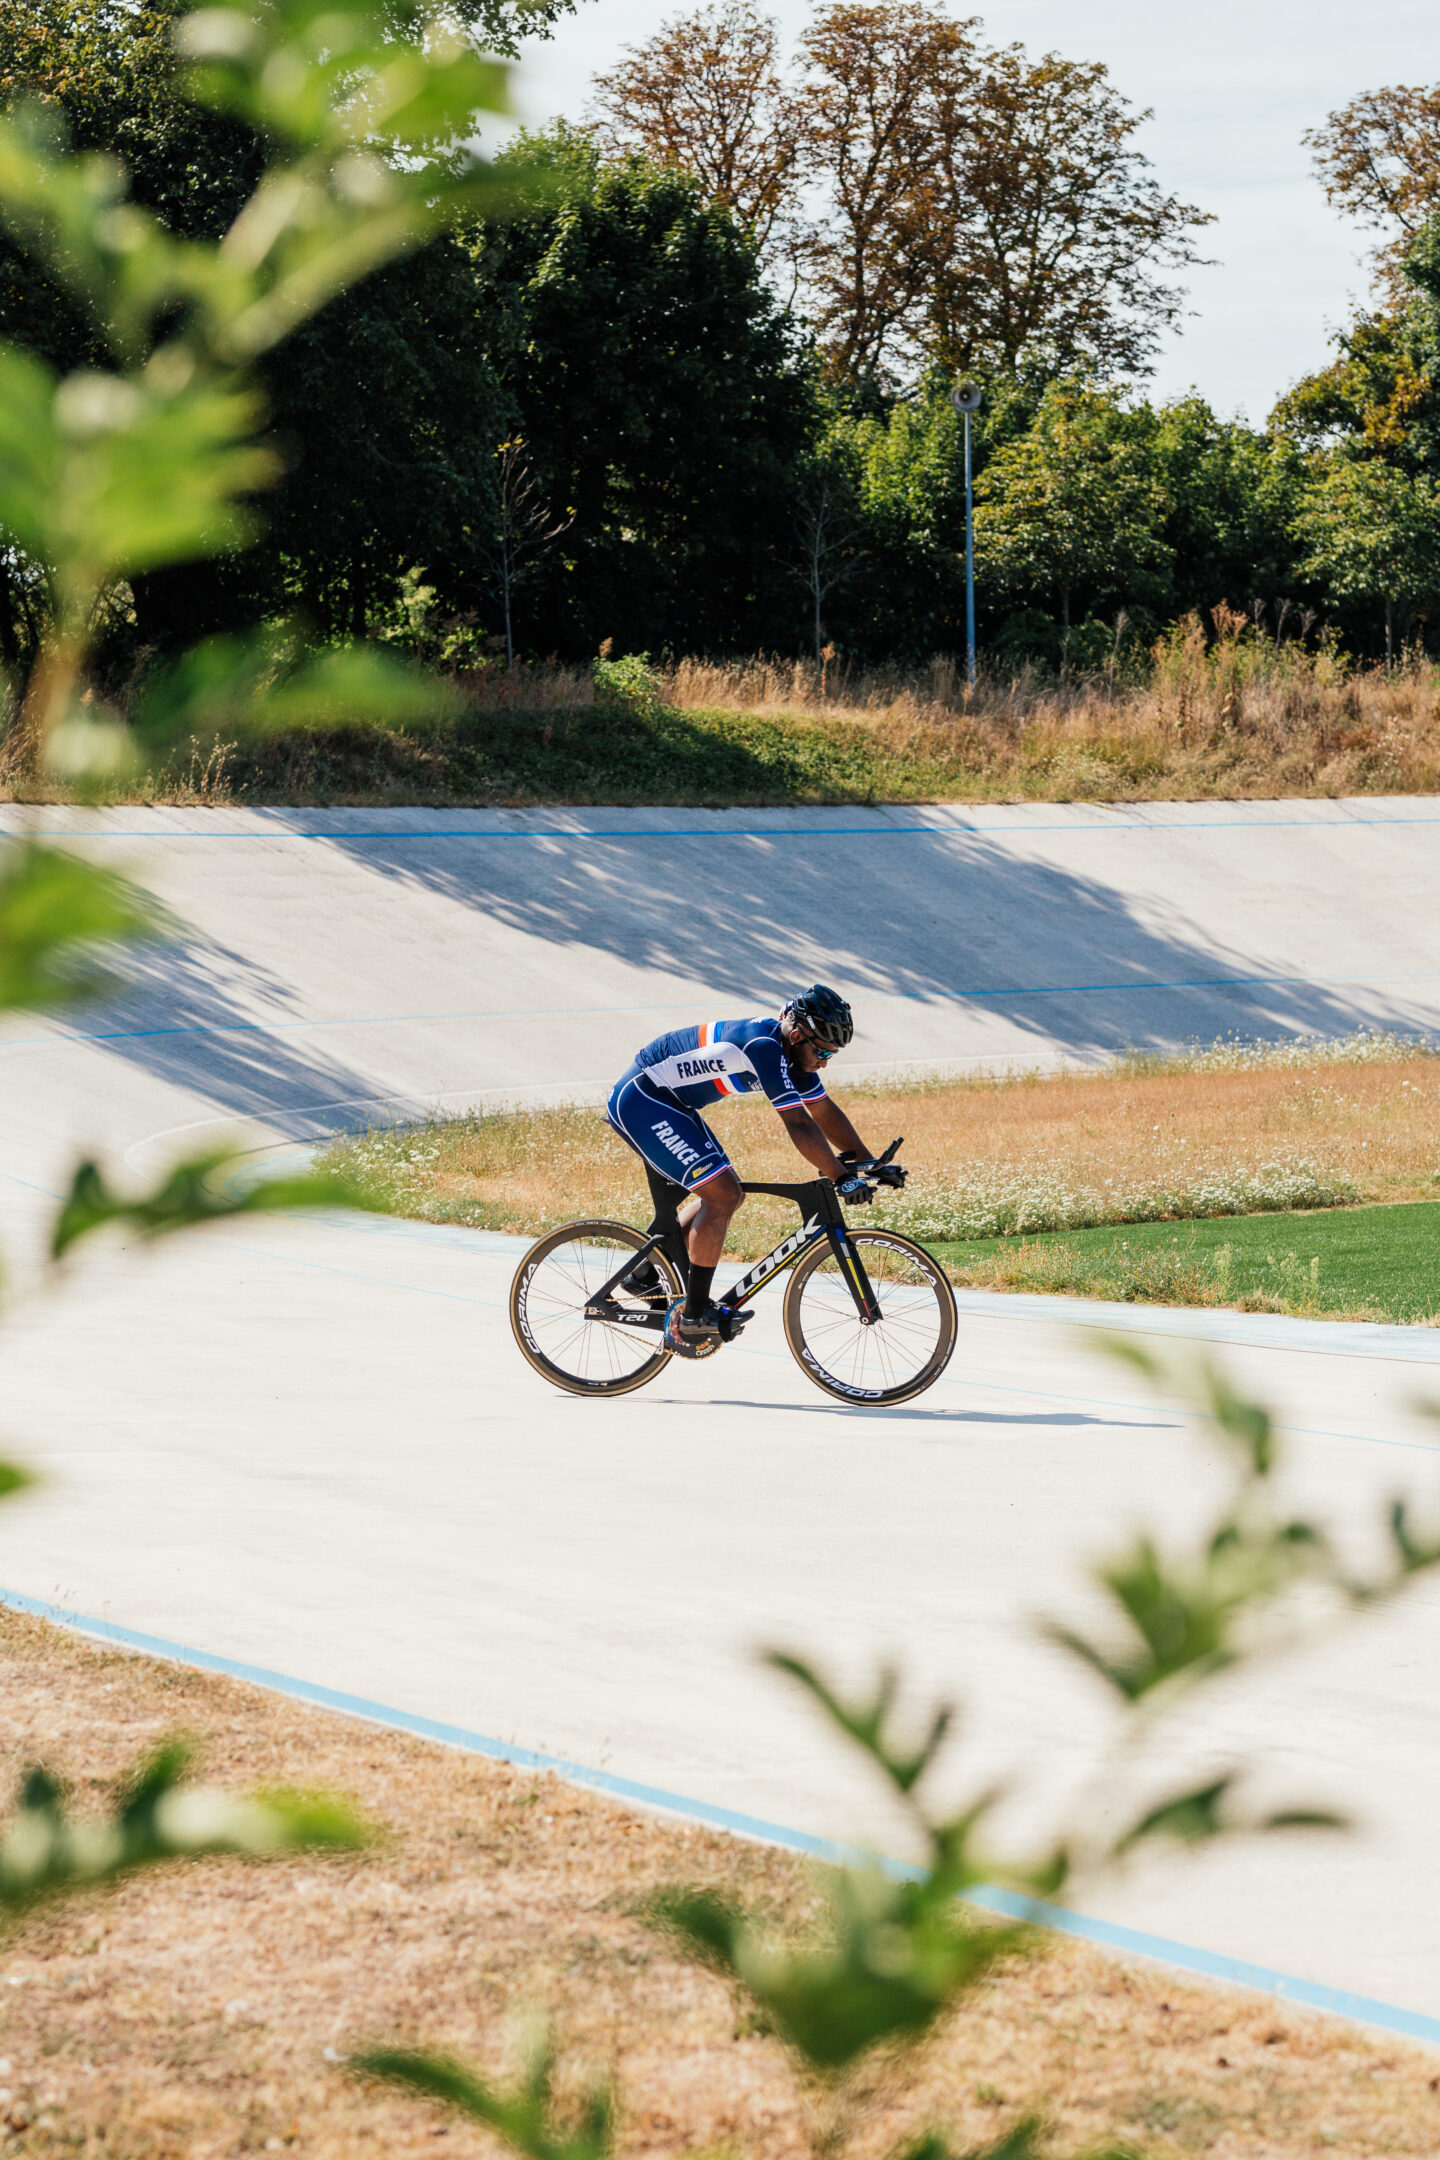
[624,1017,827,1114]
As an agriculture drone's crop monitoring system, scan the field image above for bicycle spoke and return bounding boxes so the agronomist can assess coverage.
[788,1232,952,1402]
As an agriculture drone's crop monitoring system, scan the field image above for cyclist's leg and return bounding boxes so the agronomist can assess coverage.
[606,1074,734,1198]
[678,1166,744,1268]
[607,1076,742,1317]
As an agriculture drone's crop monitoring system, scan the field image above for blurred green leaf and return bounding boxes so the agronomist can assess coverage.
[1198,1364,1275,1477]
[1055,1348,1328,1707]
[1380,1493,1440,1586]
[1066,1348,1440,1704]
[0,0,517,770]
[51,1151,364,1259]
[1112,1776,1345,1860]
[130,630,461,753]
[0,344,277,594]
[646,1866,1024,2077]
[766,1652,951,1798]
[0,105,213,368]
[0,844,164,1014]
[1046,1516,1324,1708]
[0,1461,31,1502]
[171,0,514,367]
[0,1738,366,1916]
[178,0,510,161]
[353,2035,613,2160]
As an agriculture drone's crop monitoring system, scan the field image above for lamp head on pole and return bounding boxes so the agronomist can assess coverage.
[951,381,982,415]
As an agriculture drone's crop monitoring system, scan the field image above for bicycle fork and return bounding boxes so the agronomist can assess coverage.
[825,1224,882,1325]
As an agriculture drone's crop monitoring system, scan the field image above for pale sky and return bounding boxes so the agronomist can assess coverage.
[506,0,1437,424]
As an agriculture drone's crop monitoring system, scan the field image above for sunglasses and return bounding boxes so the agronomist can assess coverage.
[797,1029,837,1062]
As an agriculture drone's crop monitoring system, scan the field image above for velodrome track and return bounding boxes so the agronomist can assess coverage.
[5,799,1440,2035]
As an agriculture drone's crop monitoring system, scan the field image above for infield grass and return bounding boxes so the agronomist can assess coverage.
[937,1200,1440,1323]
[319,1032,1440,1322]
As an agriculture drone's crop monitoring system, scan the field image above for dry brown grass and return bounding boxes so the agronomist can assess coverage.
[3,1606,1439,2160]
[322,1046,1440,1262]
[417,627,1440,804]
[11,622,1440,810]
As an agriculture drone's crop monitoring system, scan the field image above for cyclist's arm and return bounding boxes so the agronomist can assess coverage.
[777,1102,848,1181]
[808,1095,869,1162]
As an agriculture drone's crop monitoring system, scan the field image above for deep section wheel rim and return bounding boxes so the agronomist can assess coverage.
[511,1224,679,1393]
[787,1232,954,1402]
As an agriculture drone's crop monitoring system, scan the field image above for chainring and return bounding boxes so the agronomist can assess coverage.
[662,1297,724,1360]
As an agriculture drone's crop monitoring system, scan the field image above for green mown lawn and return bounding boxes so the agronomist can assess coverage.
[932,1200,1440,1323]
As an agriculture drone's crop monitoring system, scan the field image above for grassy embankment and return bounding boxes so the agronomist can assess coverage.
[5,1603,1440,2159]
[14,635,1440,807]
[318,1031,1440,1324]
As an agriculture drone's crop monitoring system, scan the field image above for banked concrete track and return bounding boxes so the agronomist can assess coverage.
[4,799,1440,2034]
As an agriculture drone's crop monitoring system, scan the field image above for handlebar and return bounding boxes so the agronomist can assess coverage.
[846,1137,906,1195]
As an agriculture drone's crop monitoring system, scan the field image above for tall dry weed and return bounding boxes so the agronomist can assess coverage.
[449,629,1440,801]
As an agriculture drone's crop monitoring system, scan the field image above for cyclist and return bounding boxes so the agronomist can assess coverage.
[606,985,899,1351]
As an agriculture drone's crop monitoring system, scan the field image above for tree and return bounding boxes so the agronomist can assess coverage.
[1294,459,1440,663]
[461,131,817,656]
[788,441,866,663]
[973,383,1170,658]
[789,7,1208,391]
[924,48,1213,379]
[588,1,802,254]
[845,378,966,656]
[796,0,977,388]
[1306,84,1440,294]
[0,0,507,775]
[0,0,514,661]
[256,243,508,645]
[477,437,571,666]
[1269,306,1436,462]
[1148,397,1304,620]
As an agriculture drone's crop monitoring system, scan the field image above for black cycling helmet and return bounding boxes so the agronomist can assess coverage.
[785,983,854,1051]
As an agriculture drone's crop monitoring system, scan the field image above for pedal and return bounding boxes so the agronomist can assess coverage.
[717,1306,754,1343]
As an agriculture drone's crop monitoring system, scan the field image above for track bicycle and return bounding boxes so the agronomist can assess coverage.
[508,1139,958,1406]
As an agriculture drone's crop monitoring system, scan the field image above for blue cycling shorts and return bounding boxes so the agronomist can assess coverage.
[607,1069,733,1192]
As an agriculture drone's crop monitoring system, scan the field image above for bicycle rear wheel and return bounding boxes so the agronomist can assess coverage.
[510,1220,683,1397]
[782,1229,956,1405]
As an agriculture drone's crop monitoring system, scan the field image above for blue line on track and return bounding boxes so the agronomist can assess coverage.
[9,968,1440,1055]
[3,1583,1437,2048]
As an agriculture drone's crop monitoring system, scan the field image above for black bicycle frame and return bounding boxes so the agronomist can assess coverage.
[584,1164,882,1331]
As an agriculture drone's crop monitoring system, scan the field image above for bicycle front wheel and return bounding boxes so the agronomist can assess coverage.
[510,1221,683,1397]
[782,1229,957,1405]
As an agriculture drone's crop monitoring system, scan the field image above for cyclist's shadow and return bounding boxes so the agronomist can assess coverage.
[700,1398,1174,1429]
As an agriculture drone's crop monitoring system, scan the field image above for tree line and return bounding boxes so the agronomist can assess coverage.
[3,0,1440,681]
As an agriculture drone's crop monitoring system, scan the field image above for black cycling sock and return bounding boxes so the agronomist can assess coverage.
[685,1263,716,1319]
[627,1258,661,1291]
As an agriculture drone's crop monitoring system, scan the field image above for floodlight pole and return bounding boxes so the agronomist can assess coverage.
[951,381,982,688]
[963,408,976,687]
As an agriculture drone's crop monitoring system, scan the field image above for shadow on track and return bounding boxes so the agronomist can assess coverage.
[706,1398,1176,1429]
[261,814,1428,1058]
